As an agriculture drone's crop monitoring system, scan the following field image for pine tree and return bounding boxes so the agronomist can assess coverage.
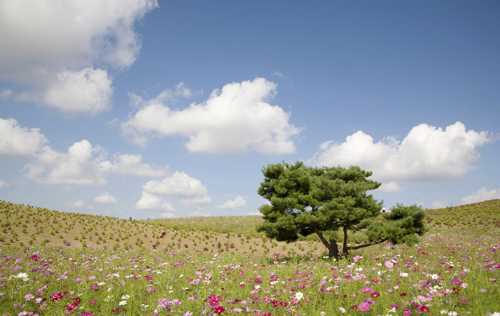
[256,161,426,260]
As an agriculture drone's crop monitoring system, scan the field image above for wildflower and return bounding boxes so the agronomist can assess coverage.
[24,294,34,301]
[452,280,463,286]
[448,312,458,316]
[358,302,370,311]
[420,305,430,312]
[295,292,304,300]
[184,312,193,316]
[401,293,407,296]
[90,300,97,305]
[111,308,120,312]
[371,292,380,298]
[431,274,439,280]
[459,297,468,304]
[400,273,408,277]
[121,295,130,300]
[339,307,346,313]
[385,261,395,268]
[119,300,127,306]
[361,287,374,293]
[403,309,412,315]
[214,306,226,315]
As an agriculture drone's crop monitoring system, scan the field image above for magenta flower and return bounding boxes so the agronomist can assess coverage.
[403,309,412,315]
[452,279,463,286]
[361,287,373,293]
[358,302,370,311]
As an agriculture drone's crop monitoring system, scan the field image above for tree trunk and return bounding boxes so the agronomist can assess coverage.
[342,225,349,257]
[312,226,340,260]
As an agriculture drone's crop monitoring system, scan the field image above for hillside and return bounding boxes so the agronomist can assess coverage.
[1,199,499,257]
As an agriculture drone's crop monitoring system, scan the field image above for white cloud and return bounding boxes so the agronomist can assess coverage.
[135,191,177,213]
[62,186,71,191]
[122,78,303,154]
[0,180,8,188]
[66,200,85,208]
[23,140,113,185]
[93,192,118,204]
[428,195,453,209]
[378,181,402,193]
[143,171,210,200]
[247,211,263,216]
[0,118,48,157]
[216,196,246,209]
[111,153,169,177]
[187,210,211,217]
[0,89,12,99]
[461,187,500,205]
[307,122,492,182]
[0,0,158,114]
[44,68,113,115]
[87,205,94,210]
[19,131,168,184]
[136,171,211,213]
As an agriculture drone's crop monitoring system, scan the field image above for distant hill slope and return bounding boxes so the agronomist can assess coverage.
[425,199,500,228]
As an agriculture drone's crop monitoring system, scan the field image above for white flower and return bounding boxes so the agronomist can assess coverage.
[400,273,408,277]
[119,300,127,306]
[447,312,457,316]
[431,274,439,280]
[121,295,130,300]
[320,312,326,316]
[461,282,468,288]
[295,292,304,300]
[15,273,29,281]
[440,310,448,314]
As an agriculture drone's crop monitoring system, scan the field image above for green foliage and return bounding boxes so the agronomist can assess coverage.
[256,160,426,259]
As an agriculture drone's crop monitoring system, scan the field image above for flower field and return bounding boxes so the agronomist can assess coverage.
[0,200,499,315]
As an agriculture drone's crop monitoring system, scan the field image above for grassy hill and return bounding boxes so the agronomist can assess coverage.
[1,199,499,257]
[424,199,500,228]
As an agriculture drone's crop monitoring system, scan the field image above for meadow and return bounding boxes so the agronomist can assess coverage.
[0,199,499,315]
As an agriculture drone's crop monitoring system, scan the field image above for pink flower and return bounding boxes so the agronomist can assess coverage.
[403,309,412,315]
[358,302,370,311]
[361,287,373,293]
[385,261,395,268]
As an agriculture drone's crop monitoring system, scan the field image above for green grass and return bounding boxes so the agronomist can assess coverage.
[0,199,499,315]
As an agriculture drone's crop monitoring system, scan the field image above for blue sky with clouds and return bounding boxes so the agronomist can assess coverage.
[1,1,499,219]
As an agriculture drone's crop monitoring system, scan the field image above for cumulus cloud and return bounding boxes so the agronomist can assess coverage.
[135,191,177,213]
[216,196,246,209]
[187,210,211,217]
[428,195,454,209]
[0,118,49,157]
[461,187,500,205]
[144,172,211,209]
[93,192,118,204]
[111,153,169,177]
[87,205,94,210]
[66,200,85,208]
[23,140,113,185]
[136,171,211,214]
[0,0,158,114]
[12,120,168,184]
[44,68,113,115]
[122,78,303,154]
[307,122,492,184]
[378,181,402,193]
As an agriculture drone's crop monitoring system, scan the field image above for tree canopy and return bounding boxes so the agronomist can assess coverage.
[256,161,427,260]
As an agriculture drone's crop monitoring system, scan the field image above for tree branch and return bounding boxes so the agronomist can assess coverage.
[346,238,388,251]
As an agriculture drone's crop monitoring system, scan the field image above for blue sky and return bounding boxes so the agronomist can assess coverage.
[0,0,499,219]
